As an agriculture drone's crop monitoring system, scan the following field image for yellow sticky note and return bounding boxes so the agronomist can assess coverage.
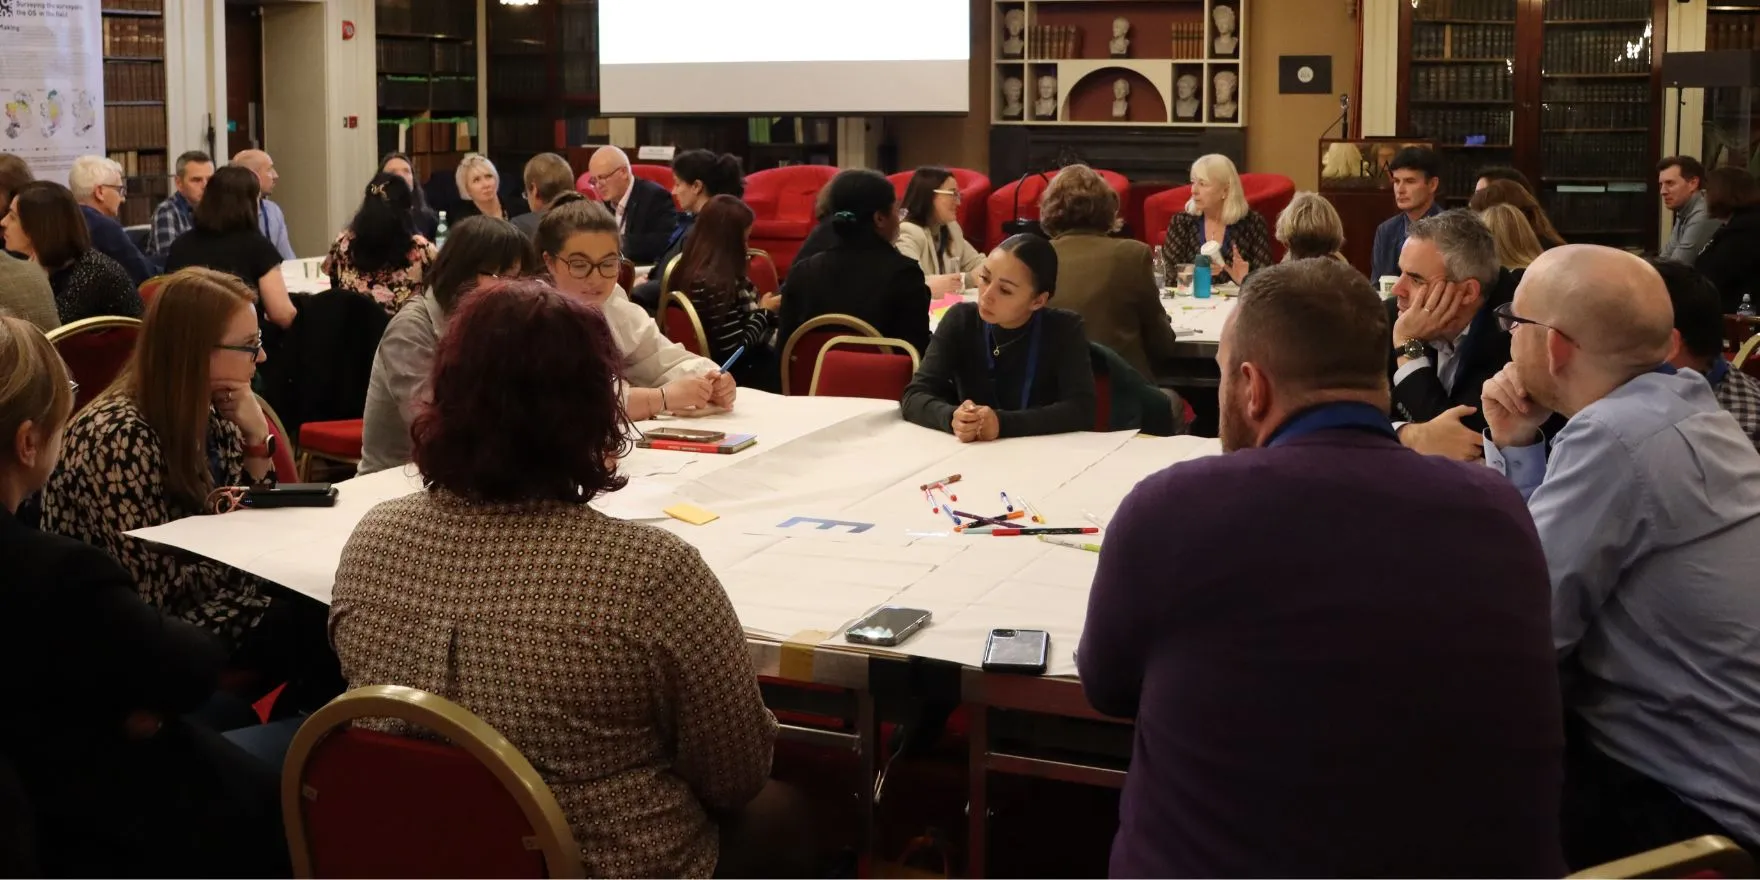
[663,503,719,526]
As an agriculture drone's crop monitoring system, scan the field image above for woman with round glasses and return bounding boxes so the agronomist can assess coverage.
[895,166,983,297]
[42,267,339,712]
[537,194,731,420]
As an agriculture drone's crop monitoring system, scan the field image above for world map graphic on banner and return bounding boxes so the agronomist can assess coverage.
[0,0,106,187]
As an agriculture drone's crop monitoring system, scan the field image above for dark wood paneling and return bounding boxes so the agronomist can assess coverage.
[1323,190,1389,279]
[987,126,1245,186]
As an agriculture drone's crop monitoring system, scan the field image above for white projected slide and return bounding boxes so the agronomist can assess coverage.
[600,0,970,114]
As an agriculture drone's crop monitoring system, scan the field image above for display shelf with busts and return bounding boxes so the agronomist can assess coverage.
[992,0,1245,127]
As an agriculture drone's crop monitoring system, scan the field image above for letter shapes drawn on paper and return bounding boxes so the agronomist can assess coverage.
[778,516,875,534]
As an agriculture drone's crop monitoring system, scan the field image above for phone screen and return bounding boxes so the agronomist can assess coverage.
[847,606,931,645]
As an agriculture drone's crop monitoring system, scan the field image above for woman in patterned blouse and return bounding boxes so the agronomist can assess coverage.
[332,279,807,877]
[669,194,779,390]
[1,181,141,324]
[1159,153,1273,285]
[41,267,338,707]
[322,172,438,315]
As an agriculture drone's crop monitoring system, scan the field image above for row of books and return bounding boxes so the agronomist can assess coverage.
[1541,100,1649,130]
[103,60,165,103]
[489,114,557,155]
[1542,189,1649,234]
[102,17,163,59]
[1541,27,1651,74]
[1543,0,1651,22]
[488,57,548,99]
[377,76,475,112]
[1412,23,1514,60]
[1170,22,1207,61]
[1410,109,1513,146]
[1706,18,1760,52]
[559,4,600,97]
[561,113,611,148]
[106,150,166,179]
[1540,132,1650,178]
[1541,79,1648,103]
[375,40,476,75]
[1026,25,1083,60]
[105,105,166,151]
[1438,151,1503,200]
[406,120,475,154]
[102,0,163,11]
[1410,65,1514,102]
[749,117,835,145]
[1414,0,1516,23]
[375,0,473,37]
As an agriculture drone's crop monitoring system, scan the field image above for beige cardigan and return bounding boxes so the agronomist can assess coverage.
[895,220,985,287]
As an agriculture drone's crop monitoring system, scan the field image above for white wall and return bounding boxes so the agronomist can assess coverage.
[164,0,227,161]
[1663,0,1708,251]
[1360,0,1398,137]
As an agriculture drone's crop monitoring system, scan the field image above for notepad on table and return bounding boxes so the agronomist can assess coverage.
[636,433,758,454]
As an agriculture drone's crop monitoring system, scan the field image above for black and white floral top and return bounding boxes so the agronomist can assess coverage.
[40,394,270,646]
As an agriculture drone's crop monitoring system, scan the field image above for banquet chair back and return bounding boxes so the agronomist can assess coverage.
[617,258,635,293]
[779,314,888,396]
[255,394,301,481]
[283,685,582,879]
[1736,333,1760,379]
[654,254,685,317]
[46,316,141,412]
[1566,836,1754,879]
[808,336,921,400]
[746,248,780,297]
[1727,315,1760,357]
[137,275,170,309]
[659,291,711,357]
[296,419,363,480]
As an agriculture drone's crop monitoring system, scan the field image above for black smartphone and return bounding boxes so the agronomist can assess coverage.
[243,483,338,508]
[982,628,1049,674]
[844,606,932,647]
[647,428,727,443]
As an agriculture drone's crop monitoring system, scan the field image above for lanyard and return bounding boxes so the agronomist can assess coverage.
[983,313,1044,410]
[1652,362,1679,376]
[1707,358,1731,389]
[1266,402,1398,448]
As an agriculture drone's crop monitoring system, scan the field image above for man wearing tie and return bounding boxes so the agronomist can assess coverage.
[585,146,677,266]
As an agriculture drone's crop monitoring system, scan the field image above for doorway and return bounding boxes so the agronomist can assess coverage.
[225,3,266,158]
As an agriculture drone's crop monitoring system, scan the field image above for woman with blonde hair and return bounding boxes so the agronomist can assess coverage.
[1275,191,1348,263]
[1478,203,1545,270]
[1467,179,1565,249]
[453,152,512,221]
[1160,153,1272,284]
[42,267,339,710]
[1041,164,1178,382]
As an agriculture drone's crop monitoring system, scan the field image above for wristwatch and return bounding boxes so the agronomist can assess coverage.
[1397,338,1429,361]
[243,433,276,460]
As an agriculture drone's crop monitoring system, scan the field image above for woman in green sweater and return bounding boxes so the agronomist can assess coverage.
[901,234,1096,441]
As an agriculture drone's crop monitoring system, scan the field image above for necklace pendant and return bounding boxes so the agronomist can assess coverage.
[992,346,1001,356]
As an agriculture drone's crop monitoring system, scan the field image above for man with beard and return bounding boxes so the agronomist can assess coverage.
[1077,257,1565,877]
[1480,245,1760,870]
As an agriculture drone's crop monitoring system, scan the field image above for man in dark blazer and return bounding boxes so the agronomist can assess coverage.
[1078,258,1565,878]
[511,152,577,240]
[1382,209,1541,460]
[586,146,677,265]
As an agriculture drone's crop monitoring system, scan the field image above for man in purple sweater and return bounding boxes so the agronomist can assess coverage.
[1078,258,1565,877]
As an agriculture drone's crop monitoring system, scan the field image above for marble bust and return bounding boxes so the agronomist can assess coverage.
[1111,78,1130,119]
[1212,69,1238,120]
[1109,17,1130,57]
[1001,76,1024,118]
[1033,74,1058,119]
[1174,73,1200,119]
[1002,9,1026,57]
[1212,4,1239,57]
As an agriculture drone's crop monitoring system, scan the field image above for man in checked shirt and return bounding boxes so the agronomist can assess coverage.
[145,150,213,268]
[1655,258,1760,452]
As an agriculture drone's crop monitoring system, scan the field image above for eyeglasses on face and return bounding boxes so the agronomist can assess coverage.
[214,338,264,358]
[557,255,623,280]
[1493,302,1571,342]
[590,167,627,188]
[933,188,961,201]
[100,182,128,197]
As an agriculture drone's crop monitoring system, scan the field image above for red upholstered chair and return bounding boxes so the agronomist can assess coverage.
[779,314,889,396]
[574,172,598,199]
[1091,373,1114,432]
[255,394,301,482]
[744,165,839,277]
[138,274,169,310]
[984,168,1130,249]
[630,164,676,206]
[297,418,363,480]
[887,168,993,249]
[617,258,635,293]
[283,685,582,879]
[658,291,710,357]
[747,248,780,297]
[807,336,922,400]
[1142,173,1299,259]
[46,316,141,412]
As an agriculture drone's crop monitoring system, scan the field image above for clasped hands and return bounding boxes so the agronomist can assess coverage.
[951,400,1000,443]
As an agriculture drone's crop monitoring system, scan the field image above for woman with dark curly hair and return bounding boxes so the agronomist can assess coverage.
[331,278,807,878]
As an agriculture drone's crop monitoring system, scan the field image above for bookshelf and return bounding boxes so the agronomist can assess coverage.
[101,0,169,227]
[991,0,1246,128]
[373,0,478,186]
[485,0,602,177]
[1398,0,1665,252]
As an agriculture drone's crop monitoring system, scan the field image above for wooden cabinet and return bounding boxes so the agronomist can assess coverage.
[1397,0,1665,251]
[375,0,478,183]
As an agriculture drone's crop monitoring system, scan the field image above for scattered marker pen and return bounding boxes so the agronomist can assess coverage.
[987,527,1099,536]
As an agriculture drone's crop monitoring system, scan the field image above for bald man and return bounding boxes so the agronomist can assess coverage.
[585,146,676,265]
[230,149,294,260]
[1481,244,1760,869]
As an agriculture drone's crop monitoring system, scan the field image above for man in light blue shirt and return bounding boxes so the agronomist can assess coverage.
[1479,245,1760,869]
[231,149,295,260]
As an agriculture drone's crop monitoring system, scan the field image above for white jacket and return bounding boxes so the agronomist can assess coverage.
[602,287,716,396]
[895,220,985,287]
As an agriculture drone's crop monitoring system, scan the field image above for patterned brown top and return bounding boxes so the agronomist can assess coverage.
[330,490,778,878]
[40,393,271,646]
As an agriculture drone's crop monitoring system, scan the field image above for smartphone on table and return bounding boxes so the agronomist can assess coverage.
[845,606,932,647]
[982,628,1050,674]
[243,483,338,508]
[646,428,726,443]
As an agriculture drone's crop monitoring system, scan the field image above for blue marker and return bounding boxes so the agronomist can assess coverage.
[999,491,1015,513]
[718,345,747,374]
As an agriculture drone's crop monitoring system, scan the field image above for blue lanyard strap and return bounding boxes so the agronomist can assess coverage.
[1707,358,1731,388]
[983,312,1044,411]
[1266,402,1398,448]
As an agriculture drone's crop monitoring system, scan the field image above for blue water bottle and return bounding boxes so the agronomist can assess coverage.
[1193,254,1213,299]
